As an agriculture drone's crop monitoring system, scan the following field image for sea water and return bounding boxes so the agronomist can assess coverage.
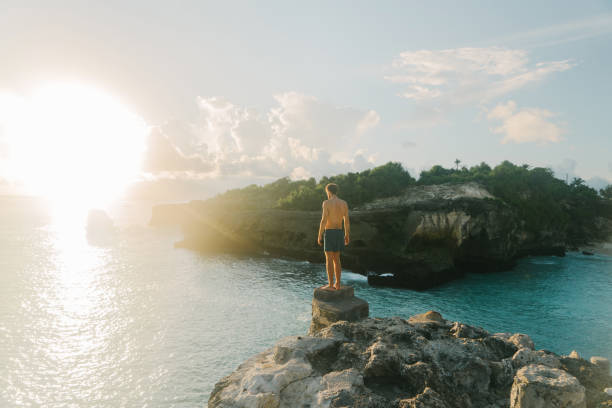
[1,196,611,407]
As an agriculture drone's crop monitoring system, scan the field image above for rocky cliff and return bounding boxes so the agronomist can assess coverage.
[208,289,612,408]
[150,182,584,289]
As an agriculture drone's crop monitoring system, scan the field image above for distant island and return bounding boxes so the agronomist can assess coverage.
[150,161,612,289]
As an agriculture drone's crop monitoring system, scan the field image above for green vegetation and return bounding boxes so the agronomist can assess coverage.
[204,160,608,243]
[418,161,603,240]
[204,161,415,211]
[601,185,612,200]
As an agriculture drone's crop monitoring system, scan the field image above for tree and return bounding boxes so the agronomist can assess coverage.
[600,185,612,200]
[454,159,461,171]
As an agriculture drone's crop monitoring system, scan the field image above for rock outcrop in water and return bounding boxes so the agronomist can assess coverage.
[310,286,369,334]
[150,182,584,289]
[208,289,612,408]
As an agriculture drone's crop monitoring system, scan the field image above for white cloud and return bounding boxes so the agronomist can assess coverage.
[386,47,574,105]
[196,96,272,158]
[290,166,312,181]
[268,92,379,156]
[356,110,380,134]
[143,93,381,181]
[487,100,563,144]
[143,127,214,174]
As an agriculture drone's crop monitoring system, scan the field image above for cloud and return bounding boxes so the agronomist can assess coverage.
[356,110,380,134]
[268,92,379,157]
[142,93,381,182]
[487,100,563,144]
[401,140,416,149]
[290,166,312,181]
[386,47,574,105]
[197,97,272,158]
[142,127,214,174]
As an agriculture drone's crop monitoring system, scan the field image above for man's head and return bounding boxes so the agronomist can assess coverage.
[325,183,338,198]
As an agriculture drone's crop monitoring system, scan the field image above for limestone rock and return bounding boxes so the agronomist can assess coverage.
[570,350,582,359]
[591,356,611,374]
[309,286,369,334]
[450,321,489,339]
[510,364,586,408]
[493,332,535,350]
[408,310,446,325]
[511,347,561,369]
[398,387,448,408]
[561,356,612,407]
[210,309,612,408]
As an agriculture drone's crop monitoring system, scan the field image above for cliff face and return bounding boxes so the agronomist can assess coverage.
[149,183,577,289]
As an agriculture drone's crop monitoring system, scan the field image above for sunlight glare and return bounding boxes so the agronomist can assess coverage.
[1,82,148,213]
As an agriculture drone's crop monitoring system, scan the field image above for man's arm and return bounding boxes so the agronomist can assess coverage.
[317,201,328,246]
[343,202,350,245]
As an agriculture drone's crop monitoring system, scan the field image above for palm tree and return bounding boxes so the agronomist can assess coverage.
[454,159,461,171]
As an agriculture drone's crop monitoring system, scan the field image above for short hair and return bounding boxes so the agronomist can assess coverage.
[325,183,338,195]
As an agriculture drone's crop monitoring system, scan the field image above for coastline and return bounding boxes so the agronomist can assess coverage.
[579,238,612,256]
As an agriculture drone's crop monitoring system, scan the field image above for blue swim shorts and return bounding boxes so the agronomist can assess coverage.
[324,228,345,252]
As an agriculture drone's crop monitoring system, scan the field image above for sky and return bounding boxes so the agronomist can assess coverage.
[0,1,611,203]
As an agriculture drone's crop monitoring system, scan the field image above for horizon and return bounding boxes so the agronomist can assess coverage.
[1,158,603,205]
[1,1,611,207]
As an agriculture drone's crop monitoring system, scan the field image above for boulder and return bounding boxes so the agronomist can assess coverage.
[561,356,612,407]
[510,364,586,408]
[591,356,611,375]
[511,347,561,369]
[309,286,369,334]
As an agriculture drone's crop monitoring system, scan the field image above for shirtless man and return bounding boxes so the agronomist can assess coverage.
[317,183,350,290]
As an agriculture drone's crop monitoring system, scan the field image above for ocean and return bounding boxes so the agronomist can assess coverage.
[1,195,611,407]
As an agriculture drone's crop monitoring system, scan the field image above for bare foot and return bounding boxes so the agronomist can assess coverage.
[333,283,341,290]
[322,284,334,290]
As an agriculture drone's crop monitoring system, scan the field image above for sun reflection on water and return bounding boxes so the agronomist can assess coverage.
[35,205,117,401]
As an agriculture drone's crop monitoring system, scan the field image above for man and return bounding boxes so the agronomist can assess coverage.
[317,183,350,290]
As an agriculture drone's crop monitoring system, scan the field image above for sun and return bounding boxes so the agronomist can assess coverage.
[1,81,148,215]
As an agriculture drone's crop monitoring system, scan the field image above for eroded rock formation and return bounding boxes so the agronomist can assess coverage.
[208,290,612,408]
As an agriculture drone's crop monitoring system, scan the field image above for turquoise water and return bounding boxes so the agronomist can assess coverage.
[1,196,611,407]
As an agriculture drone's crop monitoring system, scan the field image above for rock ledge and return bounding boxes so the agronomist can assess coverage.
[209,292,612,408]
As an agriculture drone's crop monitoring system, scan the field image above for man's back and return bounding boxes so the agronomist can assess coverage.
[323,197,348,230]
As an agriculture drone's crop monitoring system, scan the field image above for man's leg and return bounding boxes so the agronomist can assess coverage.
[332,251,341,289]
[324,251,334,289]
